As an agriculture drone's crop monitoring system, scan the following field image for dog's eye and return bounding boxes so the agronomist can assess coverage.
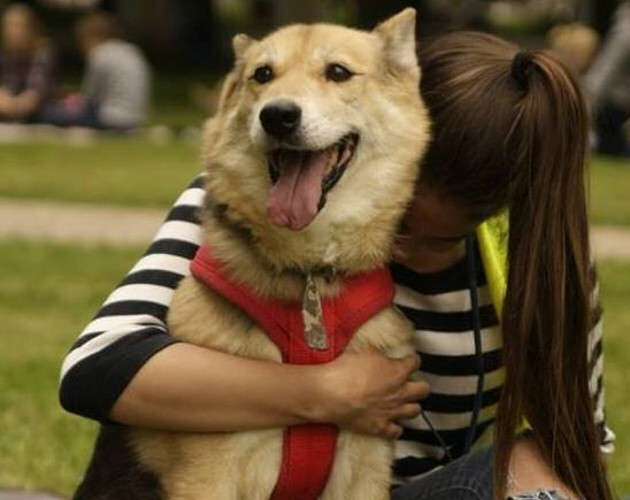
[325,63,354,83]
[252,65,274,84]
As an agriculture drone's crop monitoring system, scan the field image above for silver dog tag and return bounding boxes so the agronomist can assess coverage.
[302,273,328,350]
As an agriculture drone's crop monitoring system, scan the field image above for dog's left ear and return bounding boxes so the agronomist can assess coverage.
[374,8,419,78]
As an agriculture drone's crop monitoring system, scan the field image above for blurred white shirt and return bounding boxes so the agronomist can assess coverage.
[83,39,151,129]
[584,2,630,109]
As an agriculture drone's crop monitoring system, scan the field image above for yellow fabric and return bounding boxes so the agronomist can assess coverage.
[476,210,509,320]
[475,211,532,435]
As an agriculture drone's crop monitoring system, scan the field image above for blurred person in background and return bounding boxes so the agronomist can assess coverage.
[0,3,57,122]
[44,11,150,131]
[584,1,630,157]
[547,22,599,76]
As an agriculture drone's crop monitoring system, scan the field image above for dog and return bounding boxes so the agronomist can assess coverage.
[75,8,430,499]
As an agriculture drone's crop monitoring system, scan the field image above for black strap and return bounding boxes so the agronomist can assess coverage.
[464,235,485,453]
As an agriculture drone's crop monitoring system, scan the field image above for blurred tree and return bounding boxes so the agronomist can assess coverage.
[592,0,621,35]
[179,0,227,69]
[100,0,116,12]
[117,0,228,71]
[273,1,326,24]
[355,0,421,29]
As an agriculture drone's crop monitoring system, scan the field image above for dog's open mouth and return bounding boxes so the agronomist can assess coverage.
[267,133,359,230]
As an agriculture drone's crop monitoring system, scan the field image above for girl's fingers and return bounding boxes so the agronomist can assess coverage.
[400,380,430,403]
[390,402,422,421]
[398,354,421,378]
[384,422,403,439]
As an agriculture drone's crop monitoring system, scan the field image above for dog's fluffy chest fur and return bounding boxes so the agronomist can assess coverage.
[130,260,415,499]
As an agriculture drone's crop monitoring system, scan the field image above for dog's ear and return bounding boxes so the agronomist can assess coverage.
[218,34,257,112]
[232,33,256,60]
[374,8,419,77]
[216,70,240,112]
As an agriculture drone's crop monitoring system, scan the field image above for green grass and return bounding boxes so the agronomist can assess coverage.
[0,240,628,495]
[590,156,630,227]
[598,260,630,492]
[0,240,141,495]
[0,139,629,226]
[0,139,200,207]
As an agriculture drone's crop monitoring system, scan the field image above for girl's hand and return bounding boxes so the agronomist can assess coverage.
[314,348,429,438]
[0,91,17,116]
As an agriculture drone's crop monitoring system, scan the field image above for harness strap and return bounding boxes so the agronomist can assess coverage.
[190,245,394,499]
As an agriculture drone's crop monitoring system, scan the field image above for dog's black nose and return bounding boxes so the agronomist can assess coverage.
[260,100,302,139]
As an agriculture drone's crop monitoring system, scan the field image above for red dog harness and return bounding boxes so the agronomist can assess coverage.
[190,244,395,500]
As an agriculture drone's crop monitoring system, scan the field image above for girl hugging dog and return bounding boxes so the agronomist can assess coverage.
[61,12,614,500]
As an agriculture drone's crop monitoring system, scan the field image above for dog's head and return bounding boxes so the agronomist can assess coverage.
[203,8,430,274]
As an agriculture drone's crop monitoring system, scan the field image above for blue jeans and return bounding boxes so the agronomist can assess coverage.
[35,102,135,132]
[391,446,568,500]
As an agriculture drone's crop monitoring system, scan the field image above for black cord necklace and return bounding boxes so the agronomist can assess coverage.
[418,235,486,462]
[463,235,485,454]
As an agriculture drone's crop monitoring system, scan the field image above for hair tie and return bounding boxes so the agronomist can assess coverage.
[511,51,534,90]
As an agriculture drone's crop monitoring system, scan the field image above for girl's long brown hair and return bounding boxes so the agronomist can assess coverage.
[419,32,613,499]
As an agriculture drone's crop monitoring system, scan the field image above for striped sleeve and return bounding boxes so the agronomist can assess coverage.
[59,175,206,422]
[588,277,615,455]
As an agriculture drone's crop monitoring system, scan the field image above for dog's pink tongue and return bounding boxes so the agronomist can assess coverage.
[268,150,330,230]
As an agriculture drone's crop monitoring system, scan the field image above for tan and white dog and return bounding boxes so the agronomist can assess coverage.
[76,8,430,500]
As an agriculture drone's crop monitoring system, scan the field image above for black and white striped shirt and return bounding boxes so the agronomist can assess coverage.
[59,175,614,483]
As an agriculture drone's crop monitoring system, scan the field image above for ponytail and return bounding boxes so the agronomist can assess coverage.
[418,33,613,500]
[495,51,612,500]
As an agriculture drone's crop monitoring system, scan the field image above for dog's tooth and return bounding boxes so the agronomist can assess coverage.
[335,145,343,164]
[339,144,353,165]
[326,150,338,173]
[328,149,337,167]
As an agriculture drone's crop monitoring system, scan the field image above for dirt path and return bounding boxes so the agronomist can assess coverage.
[0,198,163,246]
[591,226,630,259]
[0,198,628,258]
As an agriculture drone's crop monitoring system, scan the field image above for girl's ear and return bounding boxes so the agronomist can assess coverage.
[374,8,419,78]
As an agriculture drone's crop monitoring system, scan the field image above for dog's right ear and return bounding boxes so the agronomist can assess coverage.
[232,33,256,60]
[217,34,257,112]
[216,71,240,112]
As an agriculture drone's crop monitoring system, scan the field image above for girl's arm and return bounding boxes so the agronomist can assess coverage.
[59,175,428,436]
[59,175,206,421]
[8,45,56,118]
[9,89,41,118]
[110,341,426,435]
